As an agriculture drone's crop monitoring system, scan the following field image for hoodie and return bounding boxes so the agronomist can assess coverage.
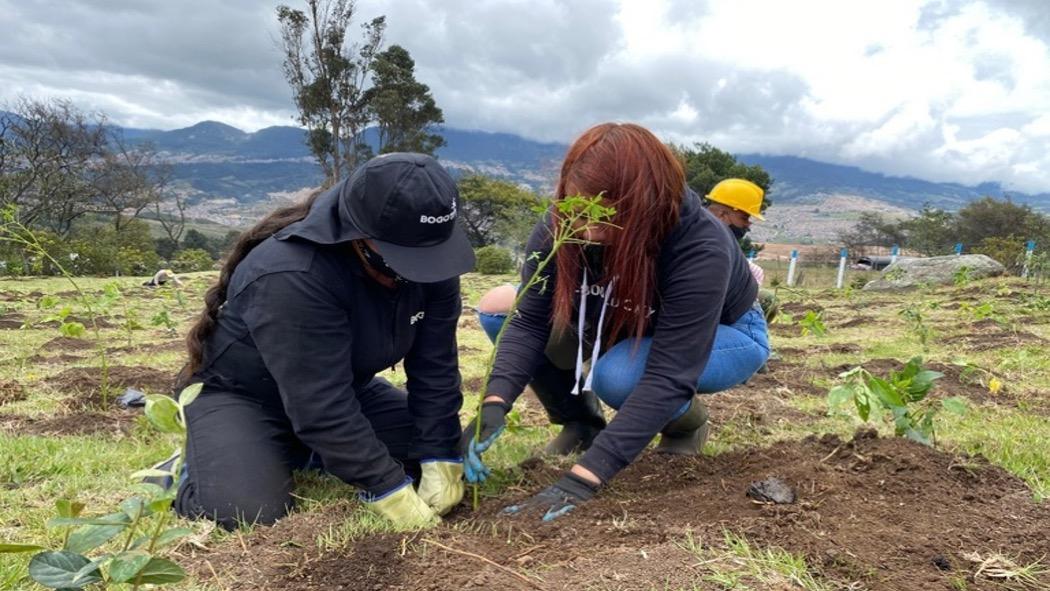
[486,191,758,483]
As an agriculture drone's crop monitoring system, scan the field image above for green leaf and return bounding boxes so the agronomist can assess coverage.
[178,382,202,407]
[108,551,151,583]
[132,557,186,585]
[59,322,85,338]
[120,497,150,521]
[65,522,126,554]
[826,385,853,409]
[28,551,101,589]
[145,395,183,433]
[47,513,130,528]
[0,543,45,553]
[867,376,904,408]
[55,499,84,519]
[153,527,193,550]
[942,397,968,415]
[854,390,871,422]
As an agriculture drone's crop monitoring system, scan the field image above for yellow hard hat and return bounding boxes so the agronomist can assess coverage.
[706,178,765,220]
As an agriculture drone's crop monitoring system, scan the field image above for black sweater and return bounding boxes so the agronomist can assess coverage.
[486,192,757,483]
[193,185,463,496]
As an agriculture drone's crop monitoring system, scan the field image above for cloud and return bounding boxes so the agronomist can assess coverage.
[0,0,1047,192]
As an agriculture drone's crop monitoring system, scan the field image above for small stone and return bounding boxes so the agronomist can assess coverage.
[746,477,797,504]
[932,555,951,571]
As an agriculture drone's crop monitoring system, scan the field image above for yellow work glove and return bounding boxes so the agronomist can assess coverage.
[361,477,440,529]
[417,459,465,515]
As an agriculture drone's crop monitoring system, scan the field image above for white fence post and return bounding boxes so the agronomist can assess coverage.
[786,249,799,287]
[1023,240,1036,278]
[836,248,848,289]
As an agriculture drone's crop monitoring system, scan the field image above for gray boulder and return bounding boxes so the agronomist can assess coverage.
[862,254,1005,291]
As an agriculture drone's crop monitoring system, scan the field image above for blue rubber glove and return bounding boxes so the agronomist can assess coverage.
[460,400,510,483]
[502,472,598,521]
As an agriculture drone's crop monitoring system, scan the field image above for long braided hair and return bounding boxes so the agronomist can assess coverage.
[184,190,323,374]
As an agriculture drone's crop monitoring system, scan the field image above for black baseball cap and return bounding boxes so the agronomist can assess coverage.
[340,153,474,283]
[276,153,475,282]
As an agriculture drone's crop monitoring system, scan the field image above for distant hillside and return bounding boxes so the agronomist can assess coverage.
[5,111,1048,214]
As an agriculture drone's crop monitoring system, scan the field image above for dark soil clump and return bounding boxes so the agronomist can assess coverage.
[0,312,26,329]
[833,315,874,328]
[0,380,27,406]
[0,411,137,436]
[779,302,825,317]
[45,365,175,409]
[192,431,1050,590]
[41,336,96,351]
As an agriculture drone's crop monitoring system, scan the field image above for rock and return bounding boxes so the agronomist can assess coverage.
[862,254,1005,291]
[746,477,796,504]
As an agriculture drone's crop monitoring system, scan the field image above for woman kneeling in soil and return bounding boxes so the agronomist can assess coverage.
[174,154,474,530]
[465,123,769,520]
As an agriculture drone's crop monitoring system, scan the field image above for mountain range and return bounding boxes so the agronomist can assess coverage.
[114,120,1048,214]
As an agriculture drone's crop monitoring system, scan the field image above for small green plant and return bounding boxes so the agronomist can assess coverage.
[798,310,827,337]
[954,360,1004,395]
[953,265,974,286]
[469,194,616,509]
[899,303,932,352]
[884,266,906,282]
[0,384,201,589]
[827,357,966,445]
[150,310,178,336]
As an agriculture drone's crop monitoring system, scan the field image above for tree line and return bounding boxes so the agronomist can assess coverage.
[840,197,1050,271]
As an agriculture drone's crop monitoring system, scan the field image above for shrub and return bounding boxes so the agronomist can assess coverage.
[173,248,215,273]
[475,245,514,275]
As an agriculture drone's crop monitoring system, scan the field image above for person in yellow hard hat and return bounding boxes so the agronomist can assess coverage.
[703,178,765,242]
[703,179,778,326]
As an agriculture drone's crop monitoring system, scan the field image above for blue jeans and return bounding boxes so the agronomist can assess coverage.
[478,304,769,419]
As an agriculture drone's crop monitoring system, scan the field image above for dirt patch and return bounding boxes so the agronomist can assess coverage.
[0,312,26,329]
[0,290,43,302]
[41,336,97,351]
[0,381,27,406]
[192,431,1050,591]
[825,343,862,354]
[40,315,116,329]
[458,316,481,330]
[45,365,175,409]
[779,301,825,317]
[768,322,799,338]
[735,358,823,398]
[109,340,186,356]
[26,352,87,364]
[0,411,138,436]
[833,315,875,328]
[942,326,1046,352]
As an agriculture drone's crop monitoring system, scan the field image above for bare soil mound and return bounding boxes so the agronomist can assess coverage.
[0,380,27,406]
[41,336,96,351]
[45,365,175,409]
[192,431,1049,591]
[0,312,26,329]
[0,411,137,437]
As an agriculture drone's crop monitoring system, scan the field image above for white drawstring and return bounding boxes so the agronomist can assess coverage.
[572,271,615,395]
[571,270,589,395]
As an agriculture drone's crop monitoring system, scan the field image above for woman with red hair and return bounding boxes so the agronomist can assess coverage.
[464,123,769,520]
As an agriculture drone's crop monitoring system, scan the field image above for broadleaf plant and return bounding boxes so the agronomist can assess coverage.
[0,383,201,589]
[827,357,967,446]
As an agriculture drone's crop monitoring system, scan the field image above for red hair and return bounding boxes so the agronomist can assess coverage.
[552,123,684,345]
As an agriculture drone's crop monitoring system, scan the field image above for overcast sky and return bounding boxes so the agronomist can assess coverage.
[1,0,1048,192]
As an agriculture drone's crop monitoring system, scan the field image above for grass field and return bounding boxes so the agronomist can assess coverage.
[1,270,1048,590]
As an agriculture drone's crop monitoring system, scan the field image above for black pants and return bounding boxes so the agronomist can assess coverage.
[174,377,417,530]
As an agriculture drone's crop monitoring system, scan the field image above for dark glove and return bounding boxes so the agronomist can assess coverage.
[460,400,510,483]
[501,472,598,521]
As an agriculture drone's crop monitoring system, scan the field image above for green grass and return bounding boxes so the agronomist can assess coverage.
[676,529,835,590]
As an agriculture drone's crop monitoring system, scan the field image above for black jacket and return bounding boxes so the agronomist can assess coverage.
[193,186,463,496]
[487,192,757,483]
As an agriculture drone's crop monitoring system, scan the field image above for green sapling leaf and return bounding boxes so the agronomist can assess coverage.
[145,395,183,434]
[28,550,101,589]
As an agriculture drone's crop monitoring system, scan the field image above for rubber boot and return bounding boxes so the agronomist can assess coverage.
[655,395,710,456]
[528,361,606,455]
